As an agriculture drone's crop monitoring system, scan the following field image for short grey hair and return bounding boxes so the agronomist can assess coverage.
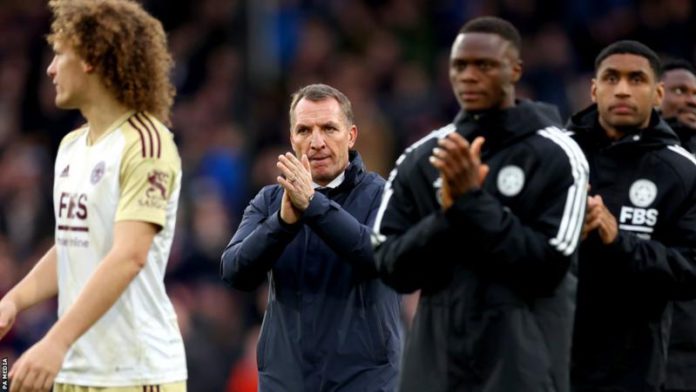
[289,83,354,127]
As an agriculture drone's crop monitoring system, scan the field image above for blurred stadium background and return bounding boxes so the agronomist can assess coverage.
[0,0,694,390]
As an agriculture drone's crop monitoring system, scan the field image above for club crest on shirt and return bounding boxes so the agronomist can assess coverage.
[90,161,105,184]
[497,165,525,197]
[147,169,169,199]
[629,179,657,207]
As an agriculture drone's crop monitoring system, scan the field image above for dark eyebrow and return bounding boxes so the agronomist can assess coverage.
[451,57,499,64]
[322,121,340,128]
[668,83,689,89]
[600,68,620,76]
[628,71,648,79]
[599,68,650,79]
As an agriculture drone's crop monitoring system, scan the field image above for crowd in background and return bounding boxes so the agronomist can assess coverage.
[0,0,694,390]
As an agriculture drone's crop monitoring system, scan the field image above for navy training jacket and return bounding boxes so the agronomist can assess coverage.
[221,151,401,392]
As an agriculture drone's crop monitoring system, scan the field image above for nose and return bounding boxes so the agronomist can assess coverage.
[309,129,326,150]
[614,78,631,97]
[685,91,696,108]
[457,64,478,83]
[47,55,57,78]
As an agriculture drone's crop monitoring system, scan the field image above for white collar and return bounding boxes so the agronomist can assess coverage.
[313,171,345,189]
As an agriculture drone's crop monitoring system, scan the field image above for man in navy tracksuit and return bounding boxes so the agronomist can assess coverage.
[659,59,696,392]
[220,84,401,391]
[569,41,696,392]
[373,17,588,392]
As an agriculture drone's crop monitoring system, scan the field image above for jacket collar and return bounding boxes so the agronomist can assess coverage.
[567,104,679,149]
[452,99,563,153]
[665,117,696,154]
[323,150,365,196]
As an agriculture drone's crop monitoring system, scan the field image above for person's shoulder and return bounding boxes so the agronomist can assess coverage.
[120,112,180,164]
[526,126,582,156]
[657,144,696,185]
[363,171,386,186]
[254,184,283,203]
[258,183,282,194]
[395,123,456,172]
[58,125,88,150]
[355,171,387,200]
[524,126,588,175]
[660,143,696,166]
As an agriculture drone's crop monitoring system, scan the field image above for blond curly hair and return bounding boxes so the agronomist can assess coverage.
[47,0,175,124]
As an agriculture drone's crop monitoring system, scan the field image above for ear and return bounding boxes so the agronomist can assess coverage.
[510,59,523,83]
[82,60,95,74]
[348,125,357,149]
[654,81,664,107]
[591,79,597,103]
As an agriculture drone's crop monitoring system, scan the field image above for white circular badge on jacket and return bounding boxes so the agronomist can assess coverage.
[497,165,525,197]
[629,179,657,207]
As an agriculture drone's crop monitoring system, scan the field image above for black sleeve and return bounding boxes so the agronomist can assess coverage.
[373,158,457,294]
[445,178,585,295]
[605,197,696,300]
[303,182,384,278]
[375,138,588,296]
[220,188,301,291]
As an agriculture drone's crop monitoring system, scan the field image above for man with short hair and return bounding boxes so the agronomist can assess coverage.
[221,83,401,391]
[569,41,696,392]
[661,59,696,152]
[659,58,696,392]
[0,1,186,391]
[373,16,587,392]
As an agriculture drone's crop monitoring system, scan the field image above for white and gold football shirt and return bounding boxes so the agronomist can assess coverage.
[52,111,186,386]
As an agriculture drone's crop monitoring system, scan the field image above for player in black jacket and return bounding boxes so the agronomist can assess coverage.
[659,59,696,392]
[569,41,696,392]
[373,16,588,392]
[661,59,696,153]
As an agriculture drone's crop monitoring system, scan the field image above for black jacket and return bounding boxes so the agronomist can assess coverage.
[221,152,402,392]
[668,117,696,154]
[664,117,696,391]
[568,105,696,392]
[373,100,588,392]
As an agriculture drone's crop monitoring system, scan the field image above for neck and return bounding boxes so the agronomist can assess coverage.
[80,91,130,143]
[598,111,654,141]
[500,88,516,109]
[598,116,626,140]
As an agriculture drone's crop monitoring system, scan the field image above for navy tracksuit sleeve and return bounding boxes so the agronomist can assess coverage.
[606,198,696,300]
[220,187,301,291]
[302,185,384,278]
